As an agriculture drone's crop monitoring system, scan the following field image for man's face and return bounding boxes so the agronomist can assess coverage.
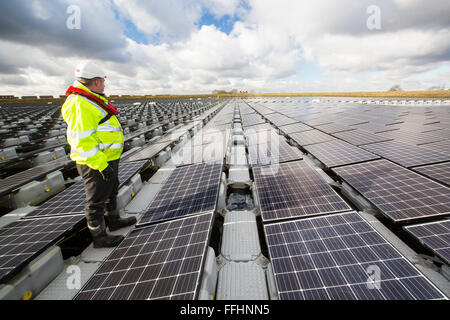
[93,78,106,94]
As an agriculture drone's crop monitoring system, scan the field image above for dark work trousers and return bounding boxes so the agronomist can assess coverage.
[76,159,120,237]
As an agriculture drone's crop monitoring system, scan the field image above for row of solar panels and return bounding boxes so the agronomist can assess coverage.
[237,99,450,294]
[0,101,229,288]
[74,99,448,300]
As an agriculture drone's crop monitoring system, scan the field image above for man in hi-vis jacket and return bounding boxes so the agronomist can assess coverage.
[61,61,136,248]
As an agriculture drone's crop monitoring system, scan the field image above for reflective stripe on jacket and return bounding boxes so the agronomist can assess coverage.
[61,83,124,171]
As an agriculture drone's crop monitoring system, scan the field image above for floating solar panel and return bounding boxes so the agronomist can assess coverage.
[247,140,302,167]
[264,211,446,300]
[0,215,85,283]
[412,162,450,186]
[25,161,147,218]
[241,114,266,128]
[278,123,314,134]
[122,142,169,163]
[74,212,214,300]
[361,140,450,168]
[245,129,280,146]
[243,123,274,133]
[351,122,400,134]
[315,123,356,134]
[264,113,298,127]
[421,140,450,155]
[0,158,71,197]
[303,140,380,168]
[137,162,222,226]
[333,129,392,146]
[253,161,351,223]
[404,220,450,265]
[333,160,450,223]
[173,143,226,167]
[379,130,445,146]
[289,130,335,146]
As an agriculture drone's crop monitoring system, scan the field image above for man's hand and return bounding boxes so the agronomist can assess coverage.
[100,166,115,182]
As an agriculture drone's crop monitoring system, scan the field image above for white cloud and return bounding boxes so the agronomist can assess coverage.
[0,0,449,95]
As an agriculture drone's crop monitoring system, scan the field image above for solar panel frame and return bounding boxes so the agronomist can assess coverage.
[253,161,352,223]
[0,214,85,283]
[404,220,450,265]
[333,160,450,223]
[264,211,447,300]
[74,212,215,300]
[137,162,222,227]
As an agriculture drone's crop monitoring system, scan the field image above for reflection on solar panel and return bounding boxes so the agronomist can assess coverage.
[247,140,302,167]
[243,123,274,133]
[137,162,222,226]
[253,161,351,223]
[241,114,266,128]
[404,220,450,265]
[75,212,214,300]
[278,123,313,134]
[265,113,298,127]
[380,130,445,146]
[413,162,450,186]
[315,123,355,134]
[25,161,146,218]
[290,130,335,146]
[333,129,392,146]
[173,143,225,167]
[245,129,280,146]
[117,160,148,186]
[422,140,450,155]
[0,215,84,283]
[303,140,380,168]
[123,142,169,163]
[264,211,446,300]
[361,141,450,168]
[333,160,450,223]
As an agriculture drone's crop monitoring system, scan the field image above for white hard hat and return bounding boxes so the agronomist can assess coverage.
[75,60,107,80]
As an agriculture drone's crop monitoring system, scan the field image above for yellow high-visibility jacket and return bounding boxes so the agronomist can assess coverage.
[61,83,124,171]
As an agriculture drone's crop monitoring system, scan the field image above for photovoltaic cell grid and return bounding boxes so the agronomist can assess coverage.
[247,140,303,167]
[289,130,335,146]
[333,160,450,223]
[361,141,450,168]
[245,129,280,146]
[137,162,222,226]
[241,114,266,128]
[253,161,352,223]
[173,143,225,167]
[413,162,450,186]
[24,161,147,218]
[0,158,70,197]
[332,129,392,146]
[0,215,85,283]
[314,123,356,134]
[278,123,314,134]
[303,140,380,168]
[264,211,446,300]
[404,220,450,265]
[264,113,298,127]
[74,212,214,300]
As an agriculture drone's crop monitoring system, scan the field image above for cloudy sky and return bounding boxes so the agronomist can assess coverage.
[0,0,449,96]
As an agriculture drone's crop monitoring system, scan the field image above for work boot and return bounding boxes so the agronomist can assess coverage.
[92,232,124,248]
[108,216,137,232]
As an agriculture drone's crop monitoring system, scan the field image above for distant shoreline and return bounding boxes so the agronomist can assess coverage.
[1,90,450,104]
